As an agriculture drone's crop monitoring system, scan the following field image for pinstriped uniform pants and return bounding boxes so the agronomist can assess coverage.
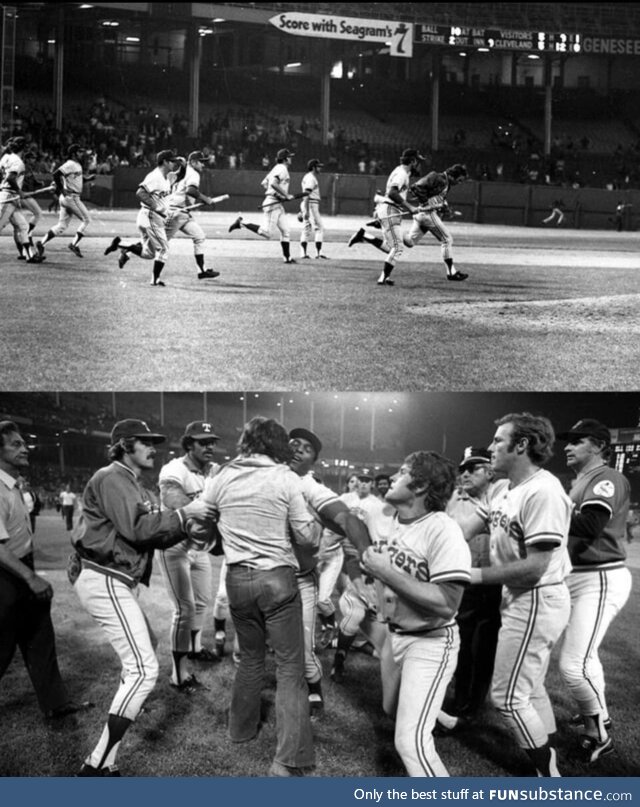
[381,626,459,776]
[491,583,570,749]
[75,568,159,721]
[558,567,631,716]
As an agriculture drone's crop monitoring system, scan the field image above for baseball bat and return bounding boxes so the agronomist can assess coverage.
[259,191,309,211]
[23,186,57,199]
[170,194,230,213]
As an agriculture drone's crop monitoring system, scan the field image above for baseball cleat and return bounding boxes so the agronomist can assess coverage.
[348,228,365,247]
[77,763,121,777]
[150,280,166,287]
[26,255,46,264]
[68,243,83,258]
[377,278,395,286]
[36,241,45,257]
[579,734,614,763]
[197,269,220,279]
[104,236,121,255]
[187,648,219,662]
[268,761,306,777]
[170,674,210,693]
[365,219,382,229]
[447,271,468,281]
[283,257,296,264]
[228,216,243,233]
[315,254,328,259]
[17,254,26,260]
[301,254,312,259]
[118,252,130,269]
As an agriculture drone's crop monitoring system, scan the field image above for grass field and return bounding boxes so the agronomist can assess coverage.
[1,511,639,778]
[2,211,639,390]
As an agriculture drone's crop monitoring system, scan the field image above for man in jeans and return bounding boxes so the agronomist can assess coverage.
[197,417,319,776]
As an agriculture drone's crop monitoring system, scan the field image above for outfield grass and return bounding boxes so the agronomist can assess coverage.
[1,512,638,777]
[1,213,639,390]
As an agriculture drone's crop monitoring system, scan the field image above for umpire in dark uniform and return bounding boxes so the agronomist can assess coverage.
[0,420,92,720]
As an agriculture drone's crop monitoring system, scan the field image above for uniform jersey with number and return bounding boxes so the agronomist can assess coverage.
[301,171,320,202]
[567,465,630,568]
[0,153,25,201]
[379,511,471,632]
[56,159,84,195]
[138,167,171,215]
[262,163,290,204]
[488,471,572,587]
[167,165,201,209]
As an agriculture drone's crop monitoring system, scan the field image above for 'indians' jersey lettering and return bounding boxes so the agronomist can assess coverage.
[57,159,84,195]
[568,464,630,568]
[488,470,572,587]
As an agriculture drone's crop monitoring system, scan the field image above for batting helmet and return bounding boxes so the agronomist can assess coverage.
[400,148,425,164]
[307,158,323,171]
[67,143,82,158]
[10,136,26,152]
[188,150,205,163]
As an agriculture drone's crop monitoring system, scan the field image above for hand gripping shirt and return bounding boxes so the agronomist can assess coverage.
[487,470,572,588]
[568,464,630,569]
[379,511,471,633]
[167,165,201,209]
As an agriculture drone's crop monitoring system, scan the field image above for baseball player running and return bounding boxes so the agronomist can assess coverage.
[158,421,223,693]
[360,451,471,776]
[0,137,45,263]
[228,148,299,264]
[104,149,178,286]
[463,413,572,776]
[347,148,420,286]
[37,143,95,259]
[298,158,327,260]
[72,418,216,776]
[164,151,220,280]
[556,419,632,763]
[288,428,371,717]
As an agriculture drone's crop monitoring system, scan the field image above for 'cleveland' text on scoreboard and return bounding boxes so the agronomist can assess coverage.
[415,25,582,53]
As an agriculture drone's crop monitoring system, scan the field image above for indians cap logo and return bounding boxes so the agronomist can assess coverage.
[593,480,615,498]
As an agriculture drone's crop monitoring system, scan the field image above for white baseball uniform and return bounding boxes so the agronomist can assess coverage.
[379,511,471,776]
[373,163,412,265]
[487,471,572,750]
[158,455,216,662]
[558,464,632,719]
[165,165,206,255]
[0,152,30,241]
[51,158,91,234]
[259,163,291,241]
[299,170,323,245]
[136,167,171,261]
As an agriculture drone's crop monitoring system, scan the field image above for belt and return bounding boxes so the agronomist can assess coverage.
[388,623,450,638]
[80,559,138,589]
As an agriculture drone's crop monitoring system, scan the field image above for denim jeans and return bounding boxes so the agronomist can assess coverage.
[226,563,314,768]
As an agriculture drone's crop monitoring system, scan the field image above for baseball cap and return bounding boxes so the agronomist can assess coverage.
[183,421,220,441]
[556,419,611,443]
[276,148,295,161]
[289,427,322,458]
[10,136,26,151]
[110,419,165,445]
[357,471,373,482]
[400,148,425,162]
[446,163,469,180]
[188,150,205,162]
[67,143,82,157]
[156,149,177,165]
[459,446,492,470]
[307,158,323,170]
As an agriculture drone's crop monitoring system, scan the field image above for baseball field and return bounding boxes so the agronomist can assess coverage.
[1,510,638,778]
[1,209,638,391]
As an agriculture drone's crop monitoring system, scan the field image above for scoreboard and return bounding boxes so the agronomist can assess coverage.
[611,427,640,504]
[415,24,582,53]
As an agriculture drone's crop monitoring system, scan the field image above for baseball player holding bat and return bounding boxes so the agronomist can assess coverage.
[360,451,471,776]
[0,137,45,263]
[227,147,300,264]
[104,149,178,286]
[37,143,95,259]
[556,419,632,763]
[164,151,221,281]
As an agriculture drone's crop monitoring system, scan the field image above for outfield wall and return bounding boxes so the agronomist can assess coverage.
[92,170,640,230]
